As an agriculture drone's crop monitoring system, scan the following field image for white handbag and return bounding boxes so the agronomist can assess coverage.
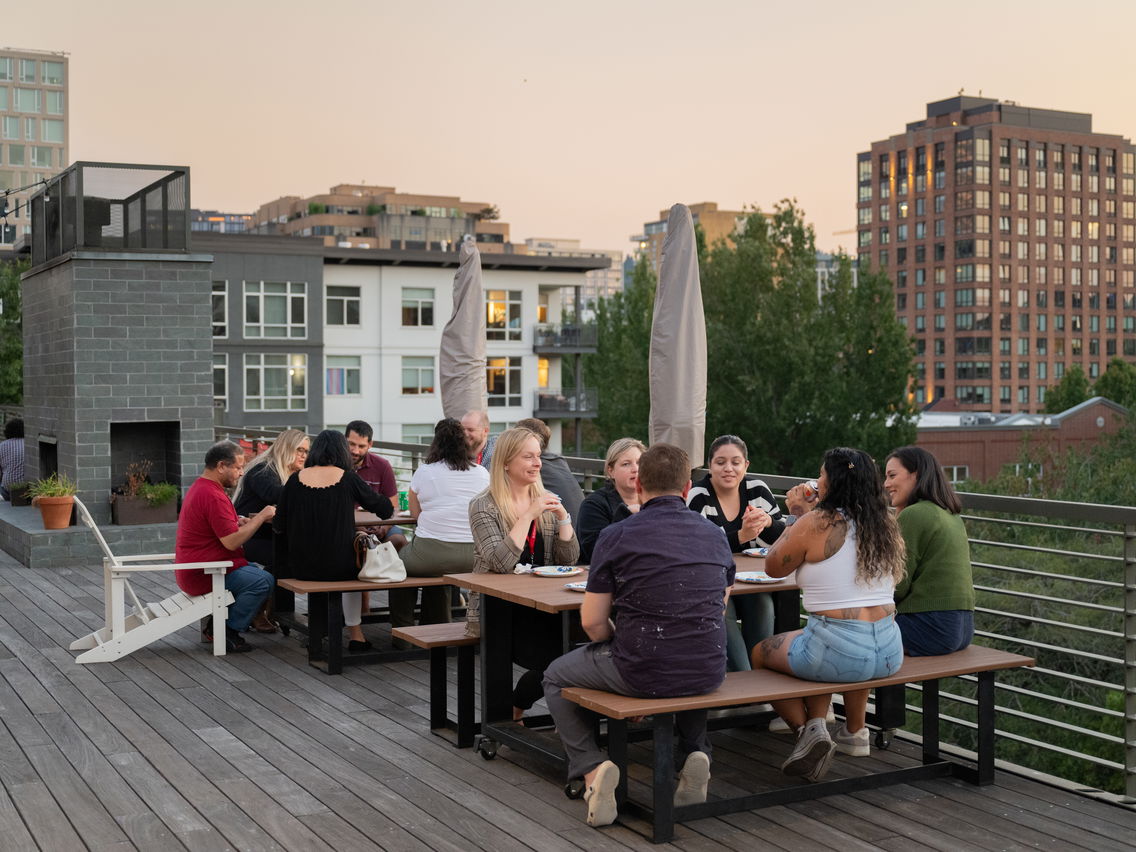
[355,533,407,583]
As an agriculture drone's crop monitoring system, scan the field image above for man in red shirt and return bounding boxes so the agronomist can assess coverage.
[345,420,407,551]
[175,441,275,653]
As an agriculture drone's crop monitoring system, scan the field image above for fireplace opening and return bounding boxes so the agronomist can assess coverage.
[109,421,182,493]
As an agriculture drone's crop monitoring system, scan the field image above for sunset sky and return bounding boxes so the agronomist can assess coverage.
[17,0,1136,256]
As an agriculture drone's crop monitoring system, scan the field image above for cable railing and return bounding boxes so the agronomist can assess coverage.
[213,425,1136,799]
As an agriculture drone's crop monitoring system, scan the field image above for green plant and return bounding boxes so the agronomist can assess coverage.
[27,472,77,498]
[307,202,327,215]
[138,481,178,507]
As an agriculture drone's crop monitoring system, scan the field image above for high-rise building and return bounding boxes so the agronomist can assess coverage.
[522,237,624,316]
[191,209,253,234]
[251,184,511,252]
[0,48,68,248]
[860,96,1136,412]
[631,202,754,271]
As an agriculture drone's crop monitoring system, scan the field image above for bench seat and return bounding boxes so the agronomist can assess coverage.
[391,623,478,747]
[562,645,1034,843]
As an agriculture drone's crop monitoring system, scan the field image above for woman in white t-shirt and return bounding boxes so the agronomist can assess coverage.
[389,418,490,630]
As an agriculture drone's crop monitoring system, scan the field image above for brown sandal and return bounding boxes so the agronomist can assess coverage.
[251,600,278,633]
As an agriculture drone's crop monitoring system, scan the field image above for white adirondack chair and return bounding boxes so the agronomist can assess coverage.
[69,497,235,663]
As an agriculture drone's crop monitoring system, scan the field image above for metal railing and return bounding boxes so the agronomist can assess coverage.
[533,387,598,416]
[212,426,1136,798]
[532,323,598,349]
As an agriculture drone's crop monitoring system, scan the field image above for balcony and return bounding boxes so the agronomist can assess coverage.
[533,387,598,419]
[532,323,597,354]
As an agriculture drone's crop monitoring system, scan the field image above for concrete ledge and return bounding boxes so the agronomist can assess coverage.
[0,500,177,569]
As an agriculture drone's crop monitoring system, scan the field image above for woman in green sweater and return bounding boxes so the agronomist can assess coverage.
[884,446,976,656]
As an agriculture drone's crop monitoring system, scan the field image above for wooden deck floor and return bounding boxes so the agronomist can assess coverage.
[1,548,1134,851]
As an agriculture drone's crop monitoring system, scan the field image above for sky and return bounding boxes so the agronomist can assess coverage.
[15,0,1136,255]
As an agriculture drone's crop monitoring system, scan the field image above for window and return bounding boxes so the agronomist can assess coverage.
[244,353,307,411]
[213,353,227,410]
[401,356,435,395]
[401,424,434,445]
[487,356,522,406]
[19,60,35,83]
[13,88,40,113]
[326,355,362,395]
[244,281,306,338]
[401,287,434,326]
[486,290,522,341]
[40,118,63,144]
[30,146,52,168]
[0,58,11,82]
[42,61,64,85]
[7,143,25,165]
[943,465,969,484]
[325,285,360,326]
[211,281,227,337]
[45,90,63,115]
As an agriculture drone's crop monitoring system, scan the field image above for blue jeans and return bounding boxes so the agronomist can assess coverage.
[897,610,974,657]
[724,594,774,672]
[788,614,903,682]
[543,642,711,781]
[225,563,274,632]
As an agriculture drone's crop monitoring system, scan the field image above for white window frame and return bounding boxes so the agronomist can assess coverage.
[326,355,361,396]
[325,285,361,327]
[486,289,523,341]
[401,356,435,395]
[401,287,435,327]
[213,352,228,410]
[487,355,522,406]
[243,280,307,339]
[212,281,227,338]
[943,465,969,484]
[401,423,434,445]
[244,352,308,411]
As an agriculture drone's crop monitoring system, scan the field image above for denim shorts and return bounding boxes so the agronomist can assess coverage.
[787,614,904,682]
[896,610,974,657]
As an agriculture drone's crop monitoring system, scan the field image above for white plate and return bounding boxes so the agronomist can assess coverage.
[736,571,779,584]
[564,581,588,592]
[532,565,583,578]
[742,547,769,558]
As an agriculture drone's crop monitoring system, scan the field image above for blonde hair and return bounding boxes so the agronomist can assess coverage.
[488,427,546,529]
[604,437,646,478]
[233,428,309,502]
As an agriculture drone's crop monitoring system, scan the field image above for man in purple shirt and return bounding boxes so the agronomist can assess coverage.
[543,443,735,827]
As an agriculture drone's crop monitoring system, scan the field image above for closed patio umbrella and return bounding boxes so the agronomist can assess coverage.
[649,203,707,467]
[439,235,487,419]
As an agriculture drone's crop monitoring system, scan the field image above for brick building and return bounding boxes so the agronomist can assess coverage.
[859,96,1136,413]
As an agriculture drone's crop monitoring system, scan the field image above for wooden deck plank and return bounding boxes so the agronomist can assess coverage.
[7,779,87,851]
[0,780,38,852]
[22,742,133,848]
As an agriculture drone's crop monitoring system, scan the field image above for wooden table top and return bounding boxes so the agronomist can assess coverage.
[446,555,798,615]
[354,510,416,527]
[277,576,447,593]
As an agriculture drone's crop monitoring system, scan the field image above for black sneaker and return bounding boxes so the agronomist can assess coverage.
[201,616,213,644]
[225,628,253,653]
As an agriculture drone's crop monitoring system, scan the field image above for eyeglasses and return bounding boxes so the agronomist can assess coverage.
[296,447,309,456]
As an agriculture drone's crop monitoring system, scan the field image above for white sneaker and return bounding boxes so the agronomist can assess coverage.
[584,760,620,827]
[782,719,835,782]
[769,703,835,734]
[833,723,870,756]
[674,751,710,807]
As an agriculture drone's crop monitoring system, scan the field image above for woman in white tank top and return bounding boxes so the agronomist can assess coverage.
[751,448,906,783]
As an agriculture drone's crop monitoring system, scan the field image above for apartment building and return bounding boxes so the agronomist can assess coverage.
[859,96,1136,412]
[631,201,753,271]
[0,48,67,248]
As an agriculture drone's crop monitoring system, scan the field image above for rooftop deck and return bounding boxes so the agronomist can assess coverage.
[1,548,1134,850]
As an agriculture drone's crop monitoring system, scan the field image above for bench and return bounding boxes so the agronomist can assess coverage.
[390,623,479,747]
[277,577,452,674]
[562,644,1035,843]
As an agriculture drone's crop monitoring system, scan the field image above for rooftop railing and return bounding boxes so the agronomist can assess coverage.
[215,425,1136,800]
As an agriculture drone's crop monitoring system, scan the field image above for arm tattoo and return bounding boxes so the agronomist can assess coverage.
[822,522,847,560]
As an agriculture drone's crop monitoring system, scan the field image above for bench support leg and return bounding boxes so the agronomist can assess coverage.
[607,718,628,806]
[874,683,907,730]
[429,647,447,730]
[308,593,327,664]
[327,591,344,675]
[975,671,995,785]
[456,644,476,748]
[922,679,940,764]
[651,713,676,844]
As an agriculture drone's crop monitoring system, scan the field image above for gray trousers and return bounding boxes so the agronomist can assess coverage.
[542,641,711,781]
[389,537,475,628]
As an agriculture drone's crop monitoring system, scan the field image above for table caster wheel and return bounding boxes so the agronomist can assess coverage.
[280,625,290,637]
[475,735,498,760]
[565,778,585,799]
[875,729,892,750]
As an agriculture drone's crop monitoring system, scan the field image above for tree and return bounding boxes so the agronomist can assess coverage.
[0,259,26,404]
[1092,358,1136,409]
[583,256,654,450]
[1044,365,1091,413]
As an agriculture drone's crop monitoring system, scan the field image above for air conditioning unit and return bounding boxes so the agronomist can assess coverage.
[960,414,978,426]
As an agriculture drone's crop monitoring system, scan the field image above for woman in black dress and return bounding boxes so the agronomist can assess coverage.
[274,430,393,651]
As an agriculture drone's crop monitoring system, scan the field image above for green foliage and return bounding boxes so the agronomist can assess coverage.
[139,481,178,507]
[307,202,326,215]
[365,203,385,216]
[27,472,78,497]
[1044,364,1090,413]
[583,256,654,451]
[0,259,27,404]
[1092,357,1136,409]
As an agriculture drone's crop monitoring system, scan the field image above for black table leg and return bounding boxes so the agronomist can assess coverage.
[975,671,995,785]
[771,589,801,634]
[651,713,676,843]
[481,594,514,724]
[922,679,940,764]
[327,591,344,675]
[308,592,327,664]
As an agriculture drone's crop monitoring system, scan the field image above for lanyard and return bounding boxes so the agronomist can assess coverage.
[525,520,537,560]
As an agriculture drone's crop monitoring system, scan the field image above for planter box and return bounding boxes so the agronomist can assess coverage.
[111,494,177,525]
[8,485,31,507]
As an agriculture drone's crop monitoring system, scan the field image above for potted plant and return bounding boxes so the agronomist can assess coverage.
[27,472,78,529]
[7,481,31,507]
[111,461,179,525]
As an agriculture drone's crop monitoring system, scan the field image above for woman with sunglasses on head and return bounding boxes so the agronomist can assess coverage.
[687,434,785,670]
[752,447,905,782]
[576,437,645,564]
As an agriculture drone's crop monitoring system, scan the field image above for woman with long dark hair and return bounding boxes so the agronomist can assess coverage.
[752,447,906,782]
[274,430,393,652]
[389,418,489,631]
[884,446,975,656]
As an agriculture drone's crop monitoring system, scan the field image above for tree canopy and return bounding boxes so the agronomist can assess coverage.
[584,202,918,475]
[0,259,26,405]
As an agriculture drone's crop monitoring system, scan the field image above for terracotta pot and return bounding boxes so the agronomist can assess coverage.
[36,496,75,529]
